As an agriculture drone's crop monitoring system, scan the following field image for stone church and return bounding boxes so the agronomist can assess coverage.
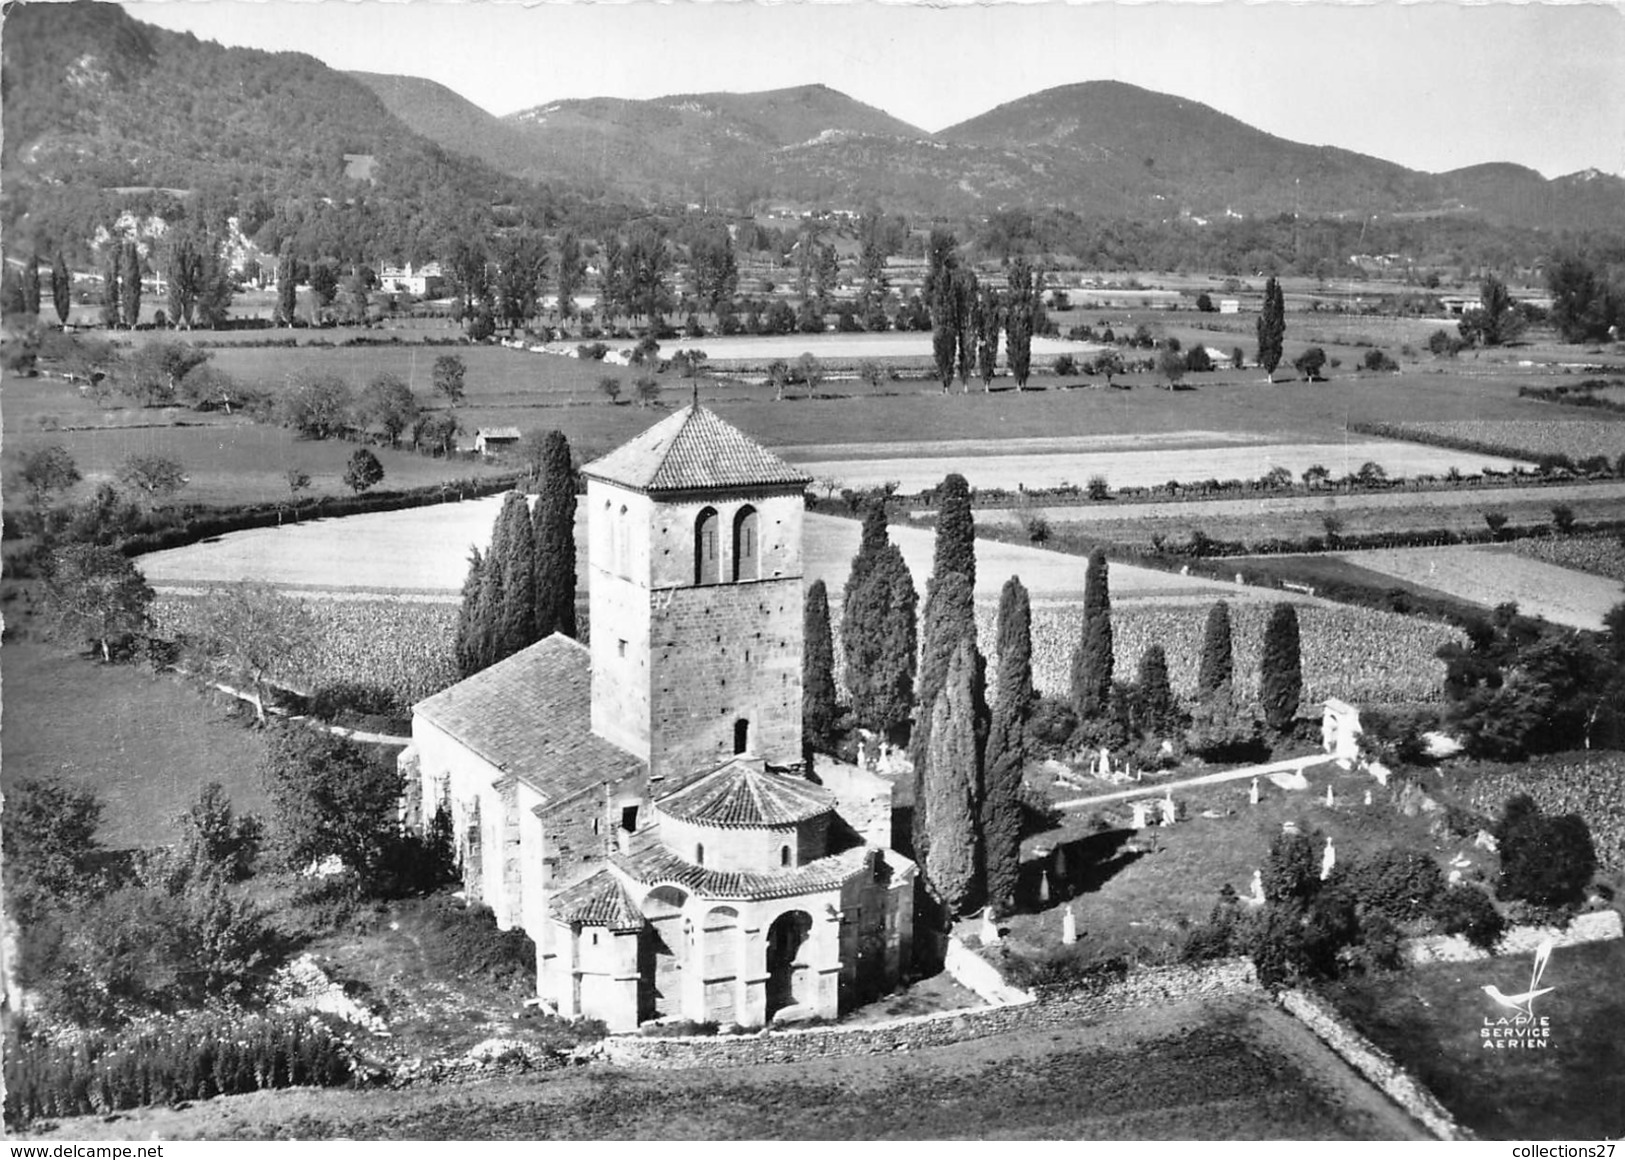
[403,404,916,1031]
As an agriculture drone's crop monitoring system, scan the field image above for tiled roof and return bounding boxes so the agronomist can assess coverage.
[414,635,644,804]
[550,870,645,930]
[614,844,880,902]
[581,403,809,493]
[656,757,834,829]
[477,427,522,440]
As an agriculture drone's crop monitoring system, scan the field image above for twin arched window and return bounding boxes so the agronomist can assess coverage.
[693,505,759,585]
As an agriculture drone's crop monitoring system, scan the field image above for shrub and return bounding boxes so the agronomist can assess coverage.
[1053,353,1078,377]
[1433,884,1505,952]
[1363,348,1398,373]
[1343,848,1445,922]
[423,895,537,988]
[1085,474,1110,501]
[1552,504,1576,533]
[1494,794,1597,907]
[1027,694,1078,750]
[576,342,609,361]
[1484,510,1510,538]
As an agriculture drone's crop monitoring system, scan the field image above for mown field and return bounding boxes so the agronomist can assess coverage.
[976,482,1625,550]
[1322,938,1625,1141]
[1331,545,1624,630]
[0,640,269,849]
[30,994,1423,1140]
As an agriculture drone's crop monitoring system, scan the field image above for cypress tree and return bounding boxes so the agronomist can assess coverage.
[473,553,504,673]
[982,576,1032,915]
[1198,600,1234,702]
[277,241,297,327]
[932,472,976,593]
[803,579,839,756]
[1260,602,1304,733]
[843,541,917,738]
[924,638,982,914]
[120,240,142,329]
[911,571,976,864]
[1070,549,1114,723]
[1005,257,1036,390]
[495,492,536,659]
[1256,276,1285,381]
[453,548,485,679]
[101,244,122,328]
[532,430,578,638]
[1135,644,1177,739]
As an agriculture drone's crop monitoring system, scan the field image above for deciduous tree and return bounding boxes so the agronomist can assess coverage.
[117,454,188,505]
[260,726,404,887]
[43,544,154,662]
[191,583,316,723]
[1005,258,1037,390]
[975,283,1002,390]
[343,448,384,493]
[358,373,418,446]
[432,354,466,406]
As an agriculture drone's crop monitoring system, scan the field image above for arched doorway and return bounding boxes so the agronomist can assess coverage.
[638,886,688,1022]
[764,910,813,1018]
[702,907,741,1024]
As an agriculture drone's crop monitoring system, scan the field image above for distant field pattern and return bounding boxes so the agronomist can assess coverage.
[1507,533,1625,583]
[1397,420,1625,462]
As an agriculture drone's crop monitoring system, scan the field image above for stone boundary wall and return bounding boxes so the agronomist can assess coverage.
[596,959,1257,1069]
[1407,909,1623,965]
[1278,988,1472,1141]
[943,936,1033,1007]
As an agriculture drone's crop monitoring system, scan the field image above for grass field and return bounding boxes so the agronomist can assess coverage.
[1321,939,1625,1140]
[796,441,1531,494]
[1331,545,1625,629]
[28,993,1424,1140]
[976,482,1625,549]
[0,640,269,850]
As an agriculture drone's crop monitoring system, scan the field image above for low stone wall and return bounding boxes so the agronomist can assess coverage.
[1278,988,1471,1141]
[596,959,1257,1069]
[943,936,1032,1007]
[1407,908,1623,965]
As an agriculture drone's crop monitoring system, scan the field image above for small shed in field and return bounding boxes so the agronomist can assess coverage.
[1218,298,1241,314]
[474,427,522,456]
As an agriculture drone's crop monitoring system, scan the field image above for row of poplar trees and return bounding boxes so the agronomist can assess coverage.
[453,431,579,677]
[804,476,1032,920]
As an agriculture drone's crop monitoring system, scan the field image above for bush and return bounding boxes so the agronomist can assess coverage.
[1028,694,1078,750]
[1342,848,1445,922]
[1494,794,1597,907]
[1433,884,1506,952]
[1085,474,1110,501]
[1363,348,1398,373]
[422,895,537,989]
[1053,353,1078,377]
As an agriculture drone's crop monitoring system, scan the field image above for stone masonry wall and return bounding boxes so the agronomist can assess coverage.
[649,580,803,782]
[598,959,1258,1068]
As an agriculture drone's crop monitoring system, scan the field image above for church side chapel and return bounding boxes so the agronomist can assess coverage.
[402,404,916,1031]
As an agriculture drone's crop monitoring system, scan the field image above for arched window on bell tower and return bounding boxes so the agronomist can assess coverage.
[733,505,759,581]
[695,507,720,585]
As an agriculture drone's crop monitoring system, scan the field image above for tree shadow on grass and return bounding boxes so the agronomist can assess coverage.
[1015,827,1146,914]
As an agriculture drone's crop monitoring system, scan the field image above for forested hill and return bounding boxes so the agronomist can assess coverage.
[0,1,607,264]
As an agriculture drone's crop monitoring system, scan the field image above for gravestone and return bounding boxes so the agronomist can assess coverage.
[1248,869,1265,906]
[1061,904,1077,946]
[1249,777,1260,806]
[1320,835,1336,881]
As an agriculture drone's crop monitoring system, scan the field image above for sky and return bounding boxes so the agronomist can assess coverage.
[109,0,1625,179]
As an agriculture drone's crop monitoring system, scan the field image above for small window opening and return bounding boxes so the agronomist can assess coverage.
[617,638,627,657]
[733,718,750,754]
[621,805,639,833]
[696,843,705,866]
[781,845,792,868]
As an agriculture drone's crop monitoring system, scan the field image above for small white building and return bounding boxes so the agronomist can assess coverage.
[1218,299,1241,315]
[473,427,522,456]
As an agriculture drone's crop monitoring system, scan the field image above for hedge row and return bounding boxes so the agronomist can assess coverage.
[4,1011,352,1127]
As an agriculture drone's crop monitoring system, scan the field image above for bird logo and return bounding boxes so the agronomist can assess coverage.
[1481,940,1556,1017]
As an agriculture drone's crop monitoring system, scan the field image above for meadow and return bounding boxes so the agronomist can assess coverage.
[1331,545,1624,630]
[1322,939,1625,1140]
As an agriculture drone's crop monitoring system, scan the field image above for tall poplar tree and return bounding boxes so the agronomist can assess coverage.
[1260,602,1303,733]
[924,637,983,914]
[1004,258,1036,390]
[51,252,71,327]
[803,580,839,757]
[101,244,122,329]
[276,241,297,327]
[1198,600,1234,702]
[531,430,577,639]
[1070,549,1114,723]
[119,241,142,329]
[22,252,41,316]
[1256,276,1285,382]
[982,576,1032,915]
[975,283,1002,390]
[954,267,978,391]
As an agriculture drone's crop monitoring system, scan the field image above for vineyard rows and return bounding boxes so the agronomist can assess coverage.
[1452,754,1625,873]
[154,596,459,706]
[1509,534,1625,583]
[1394,420,1625,464]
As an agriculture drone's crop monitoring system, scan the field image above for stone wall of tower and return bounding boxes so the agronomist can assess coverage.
[648,577,803,785]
